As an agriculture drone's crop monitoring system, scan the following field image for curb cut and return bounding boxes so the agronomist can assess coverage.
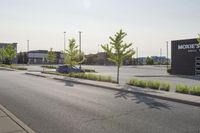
[0,104,35,133]
[25,72,200,107]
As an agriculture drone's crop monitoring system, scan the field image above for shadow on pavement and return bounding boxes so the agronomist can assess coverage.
[64,77,74,87]
[114,89,172,110]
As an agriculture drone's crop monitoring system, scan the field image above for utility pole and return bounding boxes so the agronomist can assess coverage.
[64,31,66,52]
[160,48,162,66]
[78,31,82,69]
[166,41,169,68]
[27,40,29,65]
[136,47,138,65]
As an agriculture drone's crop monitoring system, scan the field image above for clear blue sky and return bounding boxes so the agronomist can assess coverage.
[0,0,200,57]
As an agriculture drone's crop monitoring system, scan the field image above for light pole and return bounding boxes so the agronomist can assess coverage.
[27,40,29,65]
[160,48,162,66]
[78,31,82,69]
[64,32,66,52]
[166,41,169,68]
[136,47,138,65]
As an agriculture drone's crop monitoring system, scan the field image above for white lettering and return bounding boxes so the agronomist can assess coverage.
[178,44,199,50]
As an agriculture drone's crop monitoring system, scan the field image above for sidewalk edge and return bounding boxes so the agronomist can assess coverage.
[0,104,35,133]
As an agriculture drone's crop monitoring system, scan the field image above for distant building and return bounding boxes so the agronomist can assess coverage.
[0,43,17,63]
[96,52,114,65]
[137,57,147,65]
[28,50,64,64]
[135,56,169,65]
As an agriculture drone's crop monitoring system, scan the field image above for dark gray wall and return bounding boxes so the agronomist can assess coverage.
[171,38,200,75]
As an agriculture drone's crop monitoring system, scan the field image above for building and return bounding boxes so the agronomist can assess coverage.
[0,43,17,63]
[28,50,64,64]
[171,38,200,75]
[136,56,169,65]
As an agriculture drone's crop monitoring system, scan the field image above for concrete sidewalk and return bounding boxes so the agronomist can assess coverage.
[0,105,35,133]
[25,72,200,107]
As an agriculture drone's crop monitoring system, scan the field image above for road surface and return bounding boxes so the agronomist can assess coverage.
[0,70,200,133]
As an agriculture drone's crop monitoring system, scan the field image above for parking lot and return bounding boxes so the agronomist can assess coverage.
[19,64,200,90]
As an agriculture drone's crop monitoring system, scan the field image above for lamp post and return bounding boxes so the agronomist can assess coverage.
[160,48,162,66]
[64,32,66,52]
[136,47,138,65]
[166,41,169,68]
[78,31,82,69]
[27,40,29,65]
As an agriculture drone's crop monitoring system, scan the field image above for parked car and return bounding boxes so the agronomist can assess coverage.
[56,65,84,73]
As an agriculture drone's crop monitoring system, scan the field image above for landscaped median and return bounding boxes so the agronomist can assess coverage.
[42,71,116,83]
[176,85,200,96]
[0,64,27,70]
[41,65,56,69]
[127,79,170,91]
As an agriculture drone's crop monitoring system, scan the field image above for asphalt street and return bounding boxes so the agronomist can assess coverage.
[0,70,200,133]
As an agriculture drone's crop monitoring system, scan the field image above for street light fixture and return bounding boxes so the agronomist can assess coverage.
[78,31,82,69]
[27,40,29,65]
[166,41,169,68]
[64,32,66,52]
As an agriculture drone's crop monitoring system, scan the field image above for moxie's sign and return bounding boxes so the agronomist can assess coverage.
[178,43,200,50]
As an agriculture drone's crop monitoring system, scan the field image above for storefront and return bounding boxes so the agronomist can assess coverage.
[171,38,200,75]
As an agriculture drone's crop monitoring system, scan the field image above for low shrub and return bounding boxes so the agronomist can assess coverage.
[43,71,115,83]
[69,73,114,83]
[190,86,200,96]
[128,79,171,91]
[0,64,27,70]
[128,79,147,88]
[83,69,96,73]
[160,83,170,91]
[176,85,190,94]
[167,68,171,74]
[14,67,27,70]
[147,80,160,90]
[41,65,56,69]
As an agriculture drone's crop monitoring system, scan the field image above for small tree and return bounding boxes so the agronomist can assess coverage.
[64,38,85,68]
[4,44,16,64]
[47,48,56,66]
[101,29,135,83]
[0,48,5,63]
[197,34,200,44]
[146,56,154,65]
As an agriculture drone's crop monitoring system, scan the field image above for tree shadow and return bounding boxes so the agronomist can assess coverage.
[63,77,74,87]
[114,89,172,110]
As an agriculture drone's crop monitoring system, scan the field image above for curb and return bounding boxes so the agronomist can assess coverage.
[25,72,200,107]
[0,104,35,133]
[0,67,15,71]
[25,72,47,78]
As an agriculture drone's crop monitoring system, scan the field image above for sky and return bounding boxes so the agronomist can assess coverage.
[0,0,200,57]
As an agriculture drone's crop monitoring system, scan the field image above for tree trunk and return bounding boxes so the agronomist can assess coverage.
[117,65,120,84]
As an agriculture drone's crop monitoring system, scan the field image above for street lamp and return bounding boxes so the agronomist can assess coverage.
[136,47,138,65]
[27,40,29,65]
[64,32,66,52]
[166,41,169,68]
[78,31,82,69]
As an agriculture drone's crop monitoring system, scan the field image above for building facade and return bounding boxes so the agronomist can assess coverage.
[171,38,200,75]
[28,50,64,64]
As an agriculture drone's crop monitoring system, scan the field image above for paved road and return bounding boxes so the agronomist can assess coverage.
[1,70,200,133]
